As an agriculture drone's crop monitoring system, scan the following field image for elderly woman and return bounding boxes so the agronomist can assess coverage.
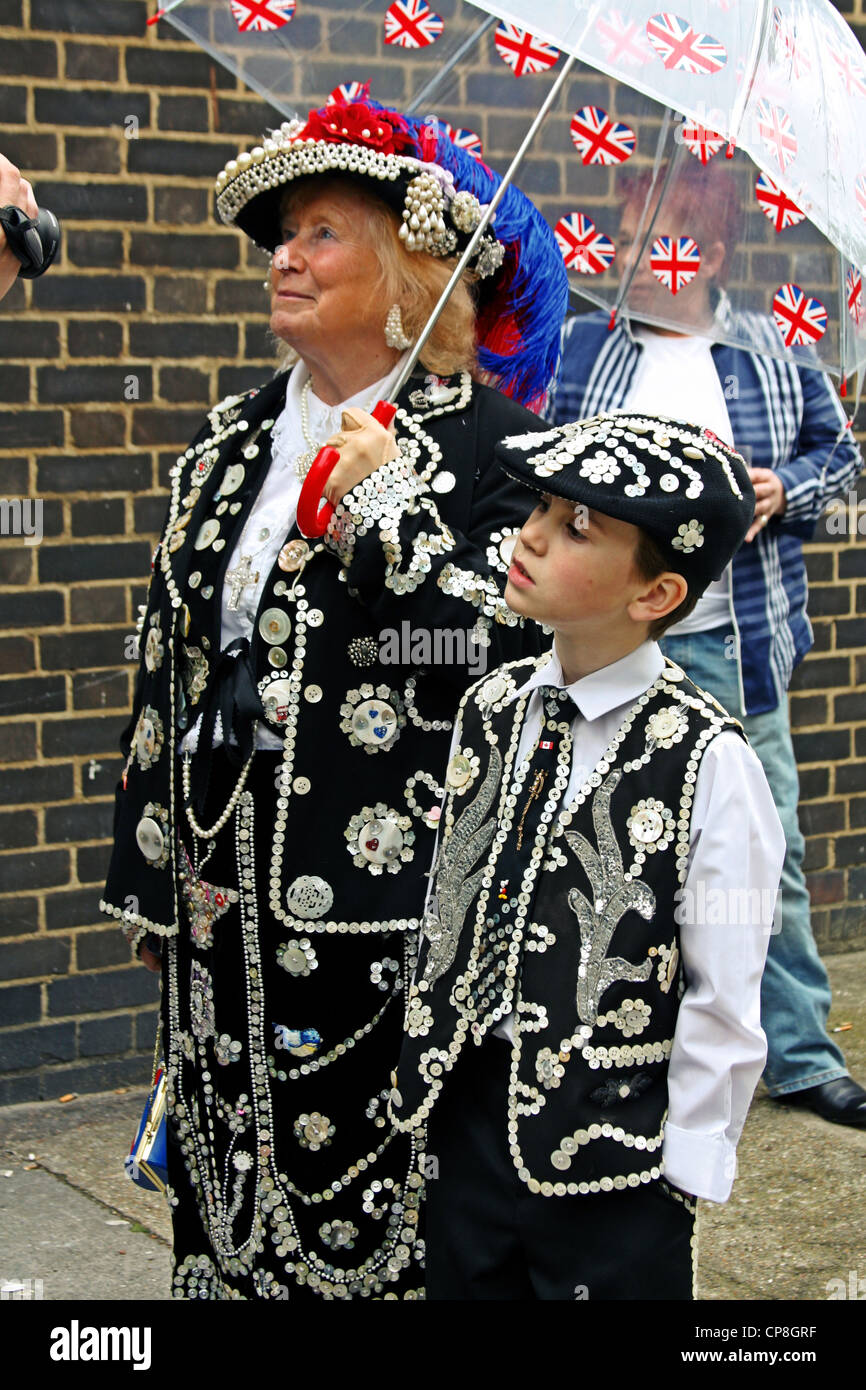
[102,92,567,1301]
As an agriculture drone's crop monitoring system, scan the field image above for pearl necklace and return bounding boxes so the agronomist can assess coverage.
[182,745,256,839]
[295,379,320,480]
[296,375,385,479]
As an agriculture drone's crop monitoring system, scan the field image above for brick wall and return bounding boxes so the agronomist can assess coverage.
[0,0,864,1103]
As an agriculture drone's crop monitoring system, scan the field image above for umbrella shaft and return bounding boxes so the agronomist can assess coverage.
[391,51,578,401]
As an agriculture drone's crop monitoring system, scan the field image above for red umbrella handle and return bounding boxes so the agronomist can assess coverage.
[296,398,398,538]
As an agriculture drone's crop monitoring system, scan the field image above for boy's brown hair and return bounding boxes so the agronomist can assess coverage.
[633,528,700,640]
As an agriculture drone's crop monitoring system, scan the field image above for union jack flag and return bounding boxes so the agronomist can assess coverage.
[772,282,828,346]
[442,124,484,160]
[570,107,636,166]
[680,122,724,164]
[645,13,727,75]
[756,99,797,173]
[326,82,368,106]
[772,7,811,78]
[494,22,559,76]
[230,0,295,32]
[755,173,805,232]
[384,0,443,49]
[829,43,866,98]
[595,11,650,68]
[847,267,863,325]
[856,172,866,223]
[650,235,701,294]
[554,213,616,275]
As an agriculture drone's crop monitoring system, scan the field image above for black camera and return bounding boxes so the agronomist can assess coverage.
[0,204,62,278]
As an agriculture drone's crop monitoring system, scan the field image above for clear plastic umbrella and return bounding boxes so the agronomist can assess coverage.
[157,0,866,385]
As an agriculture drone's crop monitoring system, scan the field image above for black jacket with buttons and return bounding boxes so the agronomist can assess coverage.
[101,369,547,946]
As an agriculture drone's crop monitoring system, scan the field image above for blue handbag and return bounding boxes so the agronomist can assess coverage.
[125,1028,168,1194]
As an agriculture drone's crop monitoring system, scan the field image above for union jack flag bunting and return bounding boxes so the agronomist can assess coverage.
[230,0,295,32]
[856,173,866,224]
[772,283,828,347]
[326,82,368,106]
[829,43,866,98]
[772,7,812,78]
[650,235,701,294]
[756,99,797,173]
[494,22,559,76]
[384,0,443,49]
[755,173,806,233]
[846,267,863,326]
[570,107,636,166]
[554,213,616,275]
[442,124,484,160]
[594,11,651,68]
[645,13,727,75]
[680,122,724,164]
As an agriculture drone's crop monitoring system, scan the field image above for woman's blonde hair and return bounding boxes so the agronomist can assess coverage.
[272,177,478,378]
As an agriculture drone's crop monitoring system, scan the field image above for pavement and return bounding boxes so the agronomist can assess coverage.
[0,949,864,1304]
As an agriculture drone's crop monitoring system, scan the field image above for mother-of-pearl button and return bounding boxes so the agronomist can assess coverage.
[447,753,472,788]
[629,808,664,842]
[259,608,291,644]
[136,816,165,861]
[499,534,518,564]
[351,700,398,746]
[431,470,456,493]
[359,817,404,864]
[221,463,245,494]
[194,519,220,550]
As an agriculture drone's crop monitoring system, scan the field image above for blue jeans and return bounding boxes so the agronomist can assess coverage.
[659,629,848,1096]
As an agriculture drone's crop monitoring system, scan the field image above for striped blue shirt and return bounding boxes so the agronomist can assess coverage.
[550,310,863,714]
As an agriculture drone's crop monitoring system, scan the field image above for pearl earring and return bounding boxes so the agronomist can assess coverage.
[384,303,413,350]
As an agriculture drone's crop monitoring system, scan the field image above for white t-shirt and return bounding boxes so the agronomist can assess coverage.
[626,328,734,635]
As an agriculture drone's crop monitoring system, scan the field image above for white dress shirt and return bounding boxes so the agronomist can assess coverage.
[442,641,785,1202]
[627,328,734,635]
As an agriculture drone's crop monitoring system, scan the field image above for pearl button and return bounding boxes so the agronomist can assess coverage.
[351,699,398,746]
[304,685,322,703]
[447,753,471,788]
[194,519,220,550]
[135,816,164,862]
[431,470,456,494]
[221,463,245,494]
[259,608,291,644]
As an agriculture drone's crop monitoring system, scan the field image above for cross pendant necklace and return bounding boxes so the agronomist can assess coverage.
[224,552,261,612]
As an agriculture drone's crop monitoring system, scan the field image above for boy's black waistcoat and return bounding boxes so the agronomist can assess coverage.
[391,654,744,1198]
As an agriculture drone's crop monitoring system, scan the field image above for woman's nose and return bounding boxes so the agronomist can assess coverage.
[274,237,303,273]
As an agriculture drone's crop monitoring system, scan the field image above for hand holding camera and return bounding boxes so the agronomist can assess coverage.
[0,152,61,301]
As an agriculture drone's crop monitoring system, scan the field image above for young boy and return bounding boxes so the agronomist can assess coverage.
[389,411,786,1301]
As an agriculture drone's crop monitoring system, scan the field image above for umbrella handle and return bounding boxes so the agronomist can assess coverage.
[296,398,398,538]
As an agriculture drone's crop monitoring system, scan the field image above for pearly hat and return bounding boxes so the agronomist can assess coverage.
[214,85,568,410]
[496,411,756,594]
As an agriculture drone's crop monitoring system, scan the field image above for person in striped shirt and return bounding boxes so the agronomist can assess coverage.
[551,160,866,1128]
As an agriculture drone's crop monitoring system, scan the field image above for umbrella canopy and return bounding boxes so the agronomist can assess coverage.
[159,0,866,381]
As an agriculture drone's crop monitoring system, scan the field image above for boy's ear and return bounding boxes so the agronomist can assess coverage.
[628,570,689,626]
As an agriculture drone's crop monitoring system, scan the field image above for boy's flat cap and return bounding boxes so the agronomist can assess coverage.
[496,412,756,595]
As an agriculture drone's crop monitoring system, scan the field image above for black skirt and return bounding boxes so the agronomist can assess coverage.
[163,747,425,1300]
